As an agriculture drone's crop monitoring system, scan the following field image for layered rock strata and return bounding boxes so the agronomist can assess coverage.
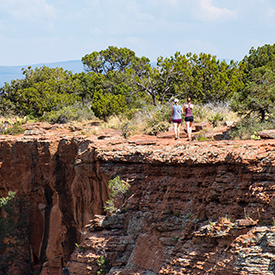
[1,135,275,274]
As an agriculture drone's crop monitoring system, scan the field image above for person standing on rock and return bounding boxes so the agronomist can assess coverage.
[170,98,183,140]
[184,97,194,141]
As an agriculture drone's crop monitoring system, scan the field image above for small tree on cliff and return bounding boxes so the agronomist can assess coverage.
[104,176,130,215]
[0,191,33,275]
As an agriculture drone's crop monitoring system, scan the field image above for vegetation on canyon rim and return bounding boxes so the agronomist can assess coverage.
[1,44,275,139]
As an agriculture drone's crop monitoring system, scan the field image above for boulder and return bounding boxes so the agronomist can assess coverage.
[258,129,275,139]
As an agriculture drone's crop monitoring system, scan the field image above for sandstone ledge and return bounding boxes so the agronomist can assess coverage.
[1,134,275,275]
[2,134,275,165]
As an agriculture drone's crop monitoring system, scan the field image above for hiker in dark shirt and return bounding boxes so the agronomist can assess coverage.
[184,97,194,141]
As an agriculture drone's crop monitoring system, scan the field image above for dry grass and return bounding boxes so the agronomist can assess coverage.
[98,103,240,136]
[194,102,239,126]
[102,116,122,129]
[0,102,240,137]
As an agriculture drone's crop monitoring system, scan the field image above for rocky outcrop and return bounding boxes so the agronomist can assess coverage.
[0,135,109,274]
[1,131,275,274]
[258,130,275,139]
[67,139,275,275]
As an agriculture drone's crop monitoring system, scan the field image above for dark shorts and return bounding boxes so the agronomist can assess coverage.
[172,119,182,124]
[185,116,194,122]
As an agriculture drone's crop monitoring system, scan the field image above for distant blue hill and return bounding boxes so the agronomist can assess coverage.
[0,60,158,87]
[0,58,234,87]
[0,60,84,87]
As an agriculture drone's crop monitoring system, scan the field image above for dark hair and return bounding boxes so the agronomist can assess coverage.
[187,97,191,103]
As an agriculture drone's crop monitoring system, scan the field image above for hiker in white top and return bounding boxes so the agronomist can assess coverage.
[170,98,183,140]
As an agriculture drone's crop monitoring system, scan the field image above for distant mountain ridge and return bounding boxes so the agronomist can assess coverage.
[0,60,84,86]
[0,58,233,87]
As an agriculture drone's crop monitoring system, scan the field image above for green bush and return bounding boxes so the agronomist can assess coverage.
[143,105,171,135]
[42,103,95,123]
[1,124,25,135]
[0,66,82,118]
[97,256,110,275]
[193,101,237,124]
[230,67,275,122]
[91,90,127,121]
[145,120,170,135]
[108,176,130,198]
[103,199,117,215]
[104,176,130,215]
[121,121,137,139]
[228,117,274,140]
[195,135,209,142]
[192,104,209,122]
[208,112,224,127]
[250,132,261,140]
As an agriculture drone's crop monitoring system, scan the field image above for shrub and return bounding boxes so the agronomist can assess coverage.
[195,135,209,142]
[208,112,224,127]
[42,103,95,123]
[0,66,81,118]
[1,124,25,135]
[250,132,261,140]
[230,67,275,122]
[228,117,274,140]
[97,256,110,275]
[145,120,171,135]
[192,104,209,122]
[143,105,171,135]
[121,121,137,139]
[104,199,117,215]
[104,176,130,215]
[91,90,127,121]
[193,101,238,124]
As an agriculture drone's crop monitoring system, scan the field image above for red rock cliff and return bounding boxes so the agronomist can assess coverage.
[1,133,275,275]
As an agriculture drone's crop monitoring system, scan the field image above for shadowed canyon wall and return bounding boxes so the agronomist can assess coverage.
[1,136,275,274]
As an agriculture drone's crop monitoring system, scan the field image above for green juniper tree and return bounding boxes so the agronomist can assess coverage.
[0,66,81,118]
[230,67,275,122]
[81,46,150,74]
[241,43,275,75]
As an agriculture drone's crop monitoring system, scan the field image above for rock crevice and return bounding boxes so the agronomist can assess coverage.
[1,137,275,274]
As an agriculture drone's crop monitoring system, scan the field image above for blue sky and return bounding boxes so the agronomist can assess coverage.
[0,0,275,66]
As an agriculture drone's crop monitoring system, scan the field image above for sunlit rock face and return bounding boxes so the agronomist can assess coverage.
[1,135,275,274]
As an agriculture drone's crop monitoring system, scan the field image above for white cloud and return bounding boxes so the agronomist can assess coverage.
[1,0,275,66]
[165,0,181,7]
[0,0,56,21]
[196,0,237,21]
[0,0,57,35]
[265,8,275,25]
[84,0,157,37]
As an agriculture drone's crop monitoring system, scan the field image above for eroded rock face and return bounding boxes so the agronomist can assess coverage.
[67,139,275,275]
[0,136,109,274]
[1,134,275,274]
